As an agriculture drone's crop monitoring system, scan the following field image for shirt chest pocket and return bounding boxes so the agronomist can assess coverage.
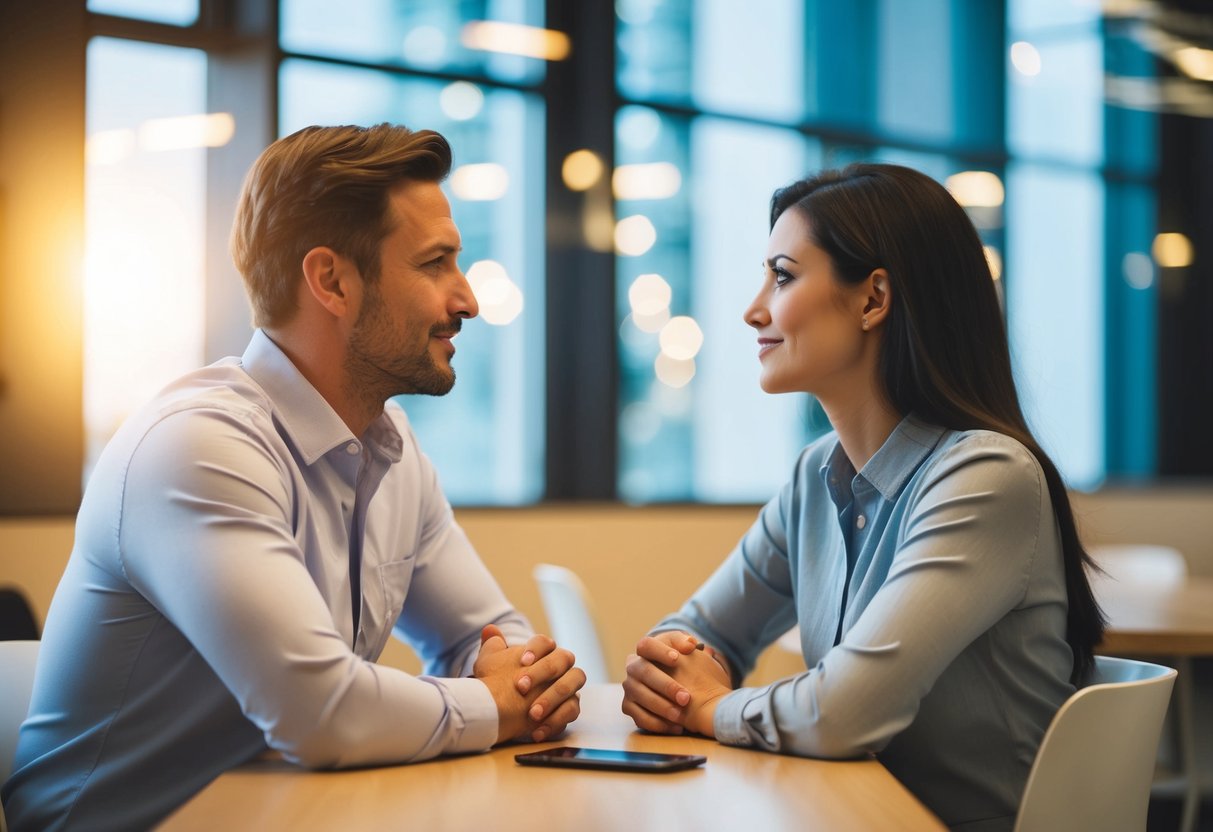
[360,558,415,660]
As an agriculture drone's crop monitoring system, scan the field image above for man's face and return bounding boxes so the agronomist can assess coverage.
[345,180,478,398]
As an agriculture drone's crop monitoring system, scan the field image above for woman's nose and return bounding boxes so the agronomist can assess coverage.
[744,292,770,329]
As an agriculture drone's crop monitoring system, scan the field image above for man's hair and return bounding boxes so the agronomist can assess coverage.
[231,123,453,327]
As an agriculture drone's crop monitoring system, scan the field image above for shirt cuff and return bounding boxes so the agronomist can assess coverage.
[712,688,755,748]
[428,676,500,754]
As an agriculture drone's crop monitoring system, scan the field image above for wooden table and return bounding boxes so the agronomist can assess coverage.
[1098,577,1213,656]
[159,684,945,831]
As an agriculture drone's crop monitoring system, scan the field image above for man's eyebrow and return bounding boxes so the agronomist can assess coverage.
[416,242,462,260]
[765,254,799,268]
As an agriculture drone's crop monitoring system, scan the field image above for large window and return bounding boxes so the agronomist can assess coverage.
[81,0,1186,506]
[614,2,1015,501]
[84,37,210,474]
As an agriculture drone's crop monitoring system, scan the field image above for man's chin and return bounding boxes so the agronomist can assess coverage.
[404,368,456,397]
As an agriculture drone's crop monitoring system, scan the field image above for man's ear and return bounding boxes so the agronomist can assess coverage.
[300,246,358,319]
[860,267,892,329]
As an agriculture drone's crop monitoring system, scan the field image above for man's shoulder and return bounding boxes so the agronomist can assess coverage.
[103,362,277,463]
[145,361,273,428]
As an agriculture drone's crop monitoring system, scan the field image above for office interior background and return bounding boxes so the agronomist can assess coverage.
[1,0,1210,513]
[2,0,1213,821]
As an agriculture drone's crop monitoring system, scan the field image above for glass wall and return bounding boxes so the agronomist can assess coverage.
[616,1,1029,501]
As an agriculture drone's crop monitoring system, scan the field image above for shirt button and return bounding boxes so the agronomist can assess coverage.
[345,442,359,455]
[856,514,866,530]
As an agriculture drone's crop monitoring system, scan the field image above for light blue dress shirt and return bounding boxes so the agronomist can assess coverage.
[656,416,1075,831]
[2,330,530,831]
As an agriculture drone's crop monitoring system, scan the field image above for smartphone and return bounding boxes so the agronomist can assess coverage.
[515,746,706,773]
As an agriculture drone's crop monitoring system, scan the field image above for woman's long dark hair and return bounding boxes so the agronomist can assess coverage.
[771,163,1104,684]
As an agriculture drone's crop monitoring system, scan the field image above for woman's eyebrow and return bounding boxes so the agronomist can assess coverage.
[765,254,799,268]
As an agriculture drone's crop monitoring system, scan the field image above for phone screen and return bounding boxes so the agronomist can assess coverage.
[515,746,706,773]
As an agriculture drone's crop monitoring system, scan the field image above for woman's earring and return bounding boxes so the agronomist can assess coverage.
[862,317,870,331]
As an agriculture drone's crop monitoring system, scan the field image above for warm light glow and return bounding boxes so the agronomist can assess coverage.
[613,162,682,200]
[465,259,523,325]
[654,353,696,388]
[466,258,509,288]
[84,172,205,471]
[138,112,235,152]
[615,214,657,256]
[1011,41,1042,76]
[1175,46,1213,82]
[983,246,1003,281]
[481,281,524,325]
[562,149,604,191]
[449,163,510,201]
[627,273,672,317]
[947,171,1005,208]
[633,307,670,333]
[1152,232,1194,268]
[659,315,704,361]
[439,81,485,120]
[86,128,136,165]
[1122,252,1154,289]
[461,21,571,61]
[583,204,616,252]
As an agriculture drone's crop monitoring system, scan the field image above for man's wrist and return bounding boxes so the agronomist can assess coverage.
[692,693,724,738]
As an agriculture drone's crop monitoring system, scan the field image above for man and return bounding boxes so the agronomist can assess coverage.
[2,124,585,831]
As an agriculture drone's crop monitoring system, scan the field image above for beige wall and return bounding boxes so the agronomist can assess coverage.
[3,487,1212,685]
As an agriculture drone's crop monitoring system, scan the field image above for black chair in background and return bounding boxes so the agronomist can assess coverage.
[0,588,38,641]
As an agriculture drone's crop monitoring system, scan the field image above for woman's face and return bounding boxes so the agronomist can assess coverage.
[744,208,871,397]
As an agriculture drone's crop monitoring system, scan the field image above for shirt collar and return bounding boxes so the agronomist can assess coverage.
[240,329,403,467]
[819,414,946,503]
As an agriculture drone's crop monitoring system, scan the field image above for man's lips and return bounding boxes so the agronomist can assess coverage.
[432,332,458,354]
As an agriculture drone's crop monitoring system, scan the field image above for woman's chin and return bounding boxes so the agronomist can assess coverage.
[758,375,789,395]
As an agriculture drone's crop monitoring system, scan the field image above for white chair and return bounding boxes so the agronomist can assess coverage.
[1,639,40,832]
[1089,544,1200,832]
[1014,655,1177,832]
[532,564,611,684]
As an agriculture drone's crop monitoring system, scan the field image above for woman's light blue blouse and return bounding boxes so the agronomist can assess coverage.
[656,415,1075,831]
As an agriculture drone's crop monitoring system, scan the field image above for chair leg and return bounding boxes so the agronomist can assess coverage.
[1175,657,1200,832]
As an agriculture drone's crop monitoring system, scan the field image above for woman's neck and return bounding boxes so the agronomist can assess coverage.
[819,388,904,473]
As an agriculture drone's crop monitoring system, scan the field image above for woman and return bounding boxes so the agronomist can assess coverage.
[621,163,1104,831]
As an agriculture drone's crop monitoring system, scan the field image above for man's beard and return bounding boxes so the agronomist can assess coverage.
[345,291,459,401]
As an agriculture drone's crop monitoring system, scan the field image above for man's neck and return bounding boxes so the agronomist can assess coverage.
[263,326,380,439]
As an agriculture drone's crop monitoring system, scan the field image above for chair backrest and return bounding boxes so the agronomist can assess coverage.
[1014,655,1177,832]
[532,564,611,684]
[0,589,39,642]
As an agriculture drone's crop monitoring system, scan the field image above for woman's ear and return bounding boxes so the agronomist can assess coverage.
[300,246,357,319]
[860,268,891,331]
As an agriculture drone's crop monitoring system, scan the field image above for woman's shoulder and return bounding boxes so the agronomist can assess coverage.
[917,423,1047,497]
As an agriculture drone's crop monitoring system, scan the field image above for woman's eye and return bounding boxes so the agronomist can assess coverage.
[772,267,794,286]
